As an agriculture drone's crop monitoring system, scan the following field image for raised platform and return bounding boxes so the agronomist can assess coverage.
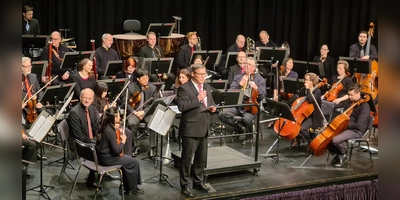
[171,145,262,175]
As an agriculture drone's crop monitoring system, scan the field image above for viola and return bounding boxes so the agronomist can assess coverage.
[324,72,349,102]
[274,78,328,140]
[115,127,124,156]
[309,94,370,156]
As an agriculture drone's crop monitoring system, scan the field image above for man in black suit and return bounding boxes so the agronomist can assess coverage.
[255,30,277,49]
[22,5,40,35]
[124,68,159,157]
[176,64,217,197]
[227,51,247,86]
[227,34,246,52]
[328,83,371,167]
[175,31,199,71]
[22,57,44,129]
[138,31,175,90]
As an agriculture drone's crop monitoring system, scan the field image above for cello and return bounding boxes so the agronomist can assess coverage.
[309,94,370,156]
[274,78,328,140]
[354,22,378,100]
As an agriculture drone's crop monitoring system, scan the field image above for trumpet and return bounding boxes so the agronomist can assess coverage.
[246,37,255,52]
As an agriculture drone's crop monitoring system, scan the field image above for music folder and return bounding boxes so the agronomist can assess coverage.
[104,60,124,76]
[148,103,176,136]
[60,51,95,70]
[27,110,56,143]
[190,50,223,71]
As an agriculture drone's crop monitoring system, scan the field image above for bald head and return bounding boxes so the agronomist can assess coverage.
[236,35,245,49]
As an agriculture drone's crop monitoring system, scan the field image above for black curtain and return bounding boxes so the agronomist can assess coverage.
[23,0,377,61]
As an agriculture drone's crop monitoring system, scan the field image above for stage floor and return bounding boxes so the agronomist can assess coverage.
[25,112,379,199]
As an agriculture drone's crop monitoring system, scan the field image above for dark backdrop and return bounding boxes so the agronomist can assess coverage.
[22,0,377,61]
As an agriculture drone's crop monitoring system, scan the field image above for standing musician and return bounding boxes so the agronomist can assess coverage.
[124,68,158,157]
[22,57,44,129]
[175,31,199,71]
[138,31,175,90]
[70,58,96,100]
[290,72,323,149]
[328,83,371,167]
[219,57,266,144]
[312,44,336,83]
[95,107,144,195]
[322,60,352,110]
[227,51,247,86]
[349,30,378,61]
[176,64,217,197]
[95,33,120,79]
[40,31,71,85]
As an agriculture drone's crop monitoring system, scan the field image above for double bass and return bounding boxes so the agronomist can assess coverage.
[354,22,378,100]
[309,94,370,156]
[274,78,328,140]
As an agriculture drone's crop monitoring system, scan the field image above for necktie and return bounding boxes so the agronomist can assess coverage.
[26,22,30,31]
[85,108,93,139]
[24,76,32,98]
[191,47,194,55]
[152,49,156,58]
[198,84,206,107]
[360,48,364,57]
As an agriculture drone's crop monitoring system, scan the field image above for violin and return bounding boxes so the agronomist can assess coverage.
[129,85,148,108]
[324,72,350,102]
[309,94,370,156]
[26,99,38,124]
[115,127,124,157]
[244,74,259,114]
[274,78,328,140]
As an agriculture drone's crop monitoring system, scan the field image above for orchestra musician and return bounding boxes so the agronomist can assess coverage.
[115,57,138,84]
[219,57,266,144]
[70,58,96,100]
[290,72,323,149]
[273,57,299,103]
[40,31,71,85]
[95,33,120,79]
[312,44,336,83]
[22,5,40,35]
[124,68,158,157]
[349,30,378,61]
[227,34,246,52]
[328,83,371,167]
[255,30,277,49]
[192,54,204,65]
[176,64,217,197]
[95,107,144,195]
[173,68,191,95]
[175,31,199,71]
[92,81,115,116]
[227,51,247,86]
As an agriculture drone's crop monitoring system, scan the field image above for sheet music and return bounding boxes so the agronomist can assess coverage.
[168,105,181,114]
[148,105,176,136]
[28,114,46,138]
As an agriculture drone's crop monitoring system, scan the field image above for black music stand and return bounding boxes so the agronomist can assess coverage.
[60,51,94,72]
[224,52,240,69]
[206,79,228,91]
[260,99,295,167]
[99,78,129,101]
[257,47,287,64]
[146,23,175,36]
[26,111,56,199]
[31,61,48,82]
[292,60,325,78]
[40,83,76,105]
[104,60,124,77]
[190,50,223,72]
[339,56,371,77]
[144,58,174,77]
[22,35,50,59]
[143,103,175,187]
[282,77,304,97]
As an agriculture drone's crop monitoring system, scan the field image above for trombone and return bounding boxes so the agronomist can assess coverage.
[246,37,255,52]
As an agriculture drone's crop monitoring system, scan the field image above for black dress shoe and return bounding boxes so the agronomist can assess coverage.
[193,183,210,191]
[181,187,193,197]
[37,154,47,160]
[331,155,339,165]
[86,182,101,188]
[334,154,347,168]
[148,148,156,158]
[125,188,144,195]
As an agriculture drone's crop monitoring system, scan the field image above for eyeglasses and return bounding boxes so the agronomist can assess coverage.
[50,38,60,41]
[105,38,114,43]
[194,72,207,76]
[81,96,93,101]
[22,65,32,68]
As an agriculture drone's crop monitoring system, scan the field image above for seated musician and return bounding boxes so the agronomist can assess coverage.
[273,57,299,105]
[95,33,120,79]
[92,81,116,116]
[291,72,323,149]
[22,123,39,177]
[138,31,175,90]
[328,83,371,167]
[175,31,199,71]
[123,68,158,157]
[349,30,378,61]
[255,30,277,49]
[22,57,44,129]
[218,57,266,144]
[322,60,352,110]
[95,107,144,195]
[40,31,71,85]
[227,51,247,86]
[70,58,96,100]
[115,57,138,84]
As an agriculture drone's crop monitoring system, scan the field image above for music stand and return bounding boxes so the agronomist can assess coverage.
[104,60,124,77]
[22,35,50,59]
[26,110,56,199]
[257,47,287,64]
[224,52,239,69]
[260,99,295,167]
[292,60,325,78]
[31,61,48,82]
[99,78,129,101]
[282,77,304,96]
[39,83,76,105]
[146,23,175,36]
[339,56,371,76]
[206,79,228,91]
[190,50,223,72]
[143,58,174,76]
[60,51,95,72]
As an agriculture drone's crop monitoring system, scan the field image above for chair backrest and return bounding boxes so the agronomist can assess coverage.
[74,139,99,171]
[58,119,69,142]
[321,100,335,122]
[364,115,374,138]
[123,19,141,33]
